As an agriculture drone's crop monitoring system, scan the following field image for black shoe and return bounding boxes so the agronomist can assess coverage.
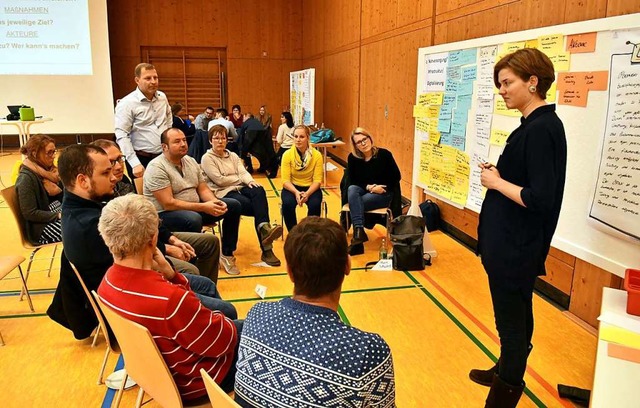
[351,226,369,245]
[348,243,365,255]
[484,374,524,408]
[469,362,498,387]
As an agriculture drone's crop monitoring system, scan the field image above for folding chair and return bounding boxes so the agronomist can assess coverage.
[200,369,240,407]
[0,255,32,345]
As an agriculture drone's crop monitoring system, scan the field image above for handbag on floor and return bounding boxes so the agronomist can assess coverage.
[389,215,430,271]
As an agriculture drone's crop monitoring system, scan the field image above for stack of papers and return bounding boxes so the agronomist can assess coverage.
[598,290,640,364]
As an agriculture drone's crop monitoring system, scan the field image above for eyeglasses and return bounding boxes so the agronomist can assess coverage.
[211,137,227,143]
[45,149,57,157]
[353,137,369,146]
[110,156,125,166]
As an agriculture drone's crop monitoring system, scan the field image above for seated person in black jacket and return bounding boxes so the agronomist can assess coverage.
[171,103,196,142]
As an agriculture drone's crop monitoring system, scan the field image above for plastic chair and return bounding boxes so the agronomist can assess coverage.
[200,368,240,407]
[1,186,59,301]
[0,255,32,345]
[93,291,210,408]
[69,262,122,386]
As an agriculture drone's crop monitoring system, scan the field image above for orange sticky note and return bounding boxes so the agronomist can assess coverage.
[583,71,608,91]
[566,32,597,53]
[559,87,588,107]
[608,343,640,364]
[557,72,577,91]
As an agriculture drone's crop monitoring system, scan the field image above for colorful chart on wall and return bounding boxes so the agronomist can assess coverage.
[290,68,315,126]
[413,14,640,277]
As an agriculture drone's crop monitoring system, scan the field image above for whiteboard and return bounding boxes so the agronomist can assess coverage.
[412,14,640,278]
[290,68,315,126]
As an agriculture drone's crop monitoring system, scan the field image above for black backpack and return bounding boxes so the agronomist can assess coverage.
[389,215,430,271]
[419,199,441,232]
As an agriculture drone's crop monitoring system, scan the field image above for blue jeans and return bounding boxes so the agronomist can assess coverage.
[488,275,536,386]
[226,186,272,249]
[183,273,237,320]
[281,185,322,231]
[158,198,241,256]
[347,185,392,228]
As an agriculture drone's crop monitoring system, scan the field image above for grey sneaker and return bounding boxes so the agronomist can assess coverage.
[220,255,240,275]
[261,249,281,266]
[260,223,283,247]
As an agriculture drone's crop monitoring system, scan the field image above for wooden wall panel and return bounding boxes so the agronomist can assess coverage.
[305,57,325,126]
[606,0,640,16]
[506,0,566,32]
[361,0,398,39]
[324,0,361,51]
[397,0,435,28]
[434,4,510,44]
[302,0,325,59]
[570,259,624,327]
[541,255,574,295]
[563,0,607,23]
[108,0,302,116]
[323,49,361,158]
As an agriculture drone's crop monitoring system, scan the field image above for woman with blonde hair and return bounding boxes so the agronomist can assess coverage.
[345,127,401,247]
[15,134,64,244]
[280,125,323,231]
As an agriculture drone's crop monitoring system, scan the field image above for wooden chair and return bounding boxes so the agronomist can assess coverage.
[0,255,32,345]
[93,291,210,408]
[69,262,121,385]
[133,176,144,195]
[279,199,328,239]
[1,186,59,301]
[200,368,240,407]
[341,203,393,243]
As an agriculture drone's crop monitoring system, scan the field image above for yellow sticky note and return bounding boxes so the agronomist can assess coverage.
[413,105,429,118]
[426,92,444,105]
[549,52,571,72]
[499,41,525,58]
[429,130,441,144]
[546,81,557,102]
[490,129,510,146]
[416,118,429,133]
[525,39,538,49]
[428,119,439,134]
[538,34,564,54]
[493,99,521,117]
[600,326,640,349]
[427,106,441,118]
[418,94,430,106]
[451,174,470,206]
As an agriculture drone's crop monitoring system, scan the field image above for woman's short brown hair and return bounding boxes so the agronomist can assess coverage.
[20,134,55,159]
[208,124,228,143]
[493,48,555,100]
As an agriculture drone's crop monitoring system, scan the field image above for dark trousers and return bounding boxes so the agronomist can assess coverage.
[488,275,536,386]
[281,185,322,231]
[225,186,271,249]
[158,198,241,257]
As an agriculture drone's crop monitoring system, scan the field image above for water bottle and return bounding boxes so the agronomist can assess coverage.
[379,238,388,260]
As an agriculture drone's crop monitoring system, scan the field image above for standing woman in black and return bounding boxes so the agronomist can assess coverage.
[471,48,567,407]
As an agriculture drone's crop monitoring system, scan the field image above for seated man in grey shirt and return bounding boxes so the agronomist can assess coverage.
[144,128,242,275]
[194,106,215,131]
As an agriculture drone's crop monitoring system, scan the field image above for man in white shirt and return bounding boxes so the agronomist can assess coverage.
[208,108,238,143]
[114,63,172,180]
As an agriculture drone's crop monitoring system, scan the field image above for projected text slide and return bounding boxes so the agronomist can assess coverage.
[0,0,92,75]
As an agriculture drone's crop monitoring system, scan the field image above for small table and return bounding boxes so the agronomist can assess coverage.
[0,117,53,149]
[312,139,345,189]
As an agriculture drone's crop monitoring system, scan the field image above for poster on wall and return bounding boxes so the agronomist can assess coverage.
[290,68,315,126]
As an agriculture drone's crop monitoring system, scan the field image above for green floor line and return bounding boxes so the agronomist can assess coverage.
[0,313,48,319]
[267,178,280,198]
[342,285,414,295]
[218,272,288,280]
[228,285,415,304]
[403,272,545,408]
[337,305,351,326]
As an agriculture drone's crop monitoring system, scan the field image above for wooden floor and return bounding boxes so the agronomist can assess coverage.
[0,149,596,407]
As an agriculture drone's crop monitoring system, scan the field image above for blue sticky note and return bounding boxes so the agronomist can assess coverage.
[451,121,467,138]
[438,119,452,133]
[456,95,472,111]
[458,81,474,96]
[446,66,461,81]
[453,109,468,123]
[439,132,453,146]
[439,105,453,120]
[458,48,477,66]
[462,66,477,81]
[445,80,459,93]
[451,134,466,150]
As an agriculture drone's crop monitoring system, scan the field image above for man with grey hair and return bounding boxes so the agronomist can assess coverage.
[92,139,221,281]
[115,63,172,180]
[97,194,241,402]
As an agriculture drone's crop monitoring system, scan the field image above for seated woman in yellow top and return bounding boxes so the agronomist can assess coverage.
[281,125,323,231]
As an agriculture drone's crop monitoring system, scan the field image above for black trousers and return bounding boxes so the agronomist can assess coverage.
[488,274,536,386]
